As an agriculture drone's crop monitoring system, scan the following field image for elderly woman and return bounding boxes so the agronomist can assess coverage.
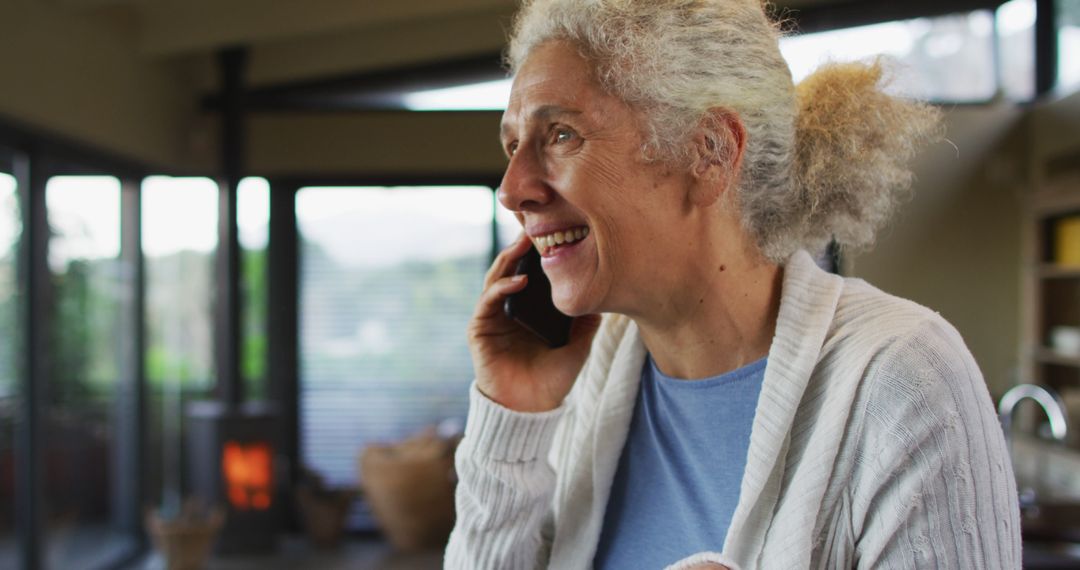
[445,1,1020,568]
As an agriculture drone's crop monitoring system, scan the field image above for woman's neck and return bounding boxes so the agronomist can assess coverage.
[633,243,783,380]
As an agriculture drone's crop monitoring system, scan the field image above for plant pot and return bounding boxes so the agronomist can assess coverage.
[358,430,457,552]
[296,486,356,548]
[145,503,224,570]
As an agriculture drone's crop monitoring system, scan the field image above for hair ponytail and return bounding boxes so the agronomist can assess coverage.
[790,59,944,257]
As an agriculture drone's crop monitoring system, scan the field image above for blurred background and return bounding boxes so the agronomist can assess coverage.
[0,0,1078,568]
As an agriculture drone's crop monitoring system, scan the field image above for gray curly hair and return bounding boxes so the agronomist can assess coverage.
[507,0,943,262]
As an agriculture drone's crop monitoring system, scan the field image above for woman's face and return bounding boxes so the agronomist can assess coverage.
[499,41,696,317]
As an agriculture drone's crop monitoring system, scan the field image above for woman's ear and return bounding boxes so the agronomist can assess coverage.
[689,108,747,207]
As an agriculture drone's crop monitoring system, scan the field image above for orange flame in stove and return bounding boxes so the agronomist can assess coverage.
[222,441,273,510]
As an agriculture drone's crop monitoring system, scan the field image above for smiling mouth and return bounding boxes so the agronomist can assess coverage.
[532,226,589,256]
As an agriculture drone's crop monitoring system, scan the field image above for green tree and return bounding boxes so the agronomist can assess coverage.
[242,248,267,399]
[50,257,120,410]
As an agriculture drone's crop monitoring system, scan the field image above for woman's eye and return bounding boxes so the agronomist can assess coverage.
[548,127,582,150]
[554,129,576,144]
[507,142,518,156]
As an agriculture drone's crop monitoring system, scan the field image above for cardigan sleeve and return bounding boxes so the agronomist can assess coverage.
[444,383,564,570]
[849,318,1021,569]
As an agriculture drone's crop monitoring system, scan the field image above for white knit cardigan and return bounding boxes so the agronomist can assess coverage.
[445,251,1021,569]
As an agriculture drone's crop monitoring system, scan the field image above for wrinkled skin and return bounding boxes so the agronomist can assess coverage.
[470,40,709,411]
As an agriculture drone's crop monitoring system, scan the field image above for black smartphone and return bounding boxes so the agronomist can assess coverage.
[503,246,574,348]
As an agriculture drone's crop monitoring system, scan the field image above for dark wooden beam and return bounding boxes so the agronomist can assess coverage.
[0,114,157,178]
[202,52,504,112]
[1035,0,1058,97]
[196,0,1017,113]
[271,172,502,189]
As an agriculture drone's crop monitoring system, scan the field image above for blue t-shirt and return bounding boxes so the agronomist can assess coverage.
[593,355,766,569]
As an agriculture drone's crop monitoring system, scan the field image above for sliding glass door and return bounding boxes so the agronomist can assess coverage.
[43,175,135,568]
[296,185,494,529]
[141,176,219,517]
[0,155,20,568]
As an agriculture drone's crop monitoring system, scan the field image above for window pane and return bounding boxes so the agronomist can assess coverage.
[297,185,492,529]
[239,177,269,401]
[495,195,521,250]
[0,167,19,569]
[45,176,135,568]
[1060,0,1080,92]
[141,176,217,513]
[402,79,513,111]
[998,0,1036,100]
[781,12,997,102]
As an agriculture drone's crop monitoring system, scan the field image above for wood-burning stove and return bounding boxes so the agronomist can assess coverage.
[187,401,279,554]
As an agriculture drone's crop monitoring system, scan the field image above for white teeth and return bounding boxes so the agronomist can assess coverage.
[533,227,589,251]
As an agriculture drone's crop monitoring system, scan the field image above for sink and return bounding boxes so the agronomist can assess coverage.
[997,396,1080,568]
[1022,502,1080,569]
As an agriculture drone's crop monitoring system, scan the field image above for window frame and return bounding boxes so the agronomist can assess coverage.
[0,120,150,570]
[270,173,501,530]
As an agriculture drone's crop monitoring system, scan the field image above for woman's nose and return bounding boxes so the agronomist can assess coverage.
[498,146,553,213]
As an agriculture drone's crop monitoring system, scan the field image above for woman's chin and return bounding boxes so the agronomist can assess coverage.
[551,287,596,318]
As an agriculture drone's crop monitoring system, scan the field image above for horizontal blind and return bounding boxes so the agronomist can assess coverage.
[297,186,492,530]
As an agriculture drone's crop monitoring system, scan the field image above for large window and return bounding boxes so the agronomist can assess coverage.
[239,177,270,401]
[297,185,494,528]
[997,0,1037,100]
[44,176,134,568]
[781,11,1005,102]
[403,3,1048,110]
[1060,0,1080,93]
[141,176,218,515]
[0,166,19,568]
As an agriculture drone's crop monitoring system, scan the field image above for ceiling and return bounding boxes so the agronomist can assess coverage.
[50,0,1004,107]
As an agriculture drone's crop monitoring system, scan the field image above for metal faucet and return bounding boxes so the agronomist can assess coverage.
[998,384,1068,443]
[998,384,1069,511]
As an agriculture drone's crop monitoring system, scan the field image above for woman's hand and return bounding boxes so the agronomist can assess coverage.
[467,233,602,412]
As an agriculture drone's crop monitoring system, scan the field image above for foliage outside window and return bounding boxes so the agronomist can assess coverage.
[0,170,19,568]
[297,186,492,529]
[45,176,135,568]
[142,176,218,513]
[239,177,269,401]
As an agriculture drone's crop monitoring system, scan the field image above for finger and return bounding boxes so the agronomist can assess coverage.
[474,274,528,320]
[484,232,531,285]
[483,233,534,288]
